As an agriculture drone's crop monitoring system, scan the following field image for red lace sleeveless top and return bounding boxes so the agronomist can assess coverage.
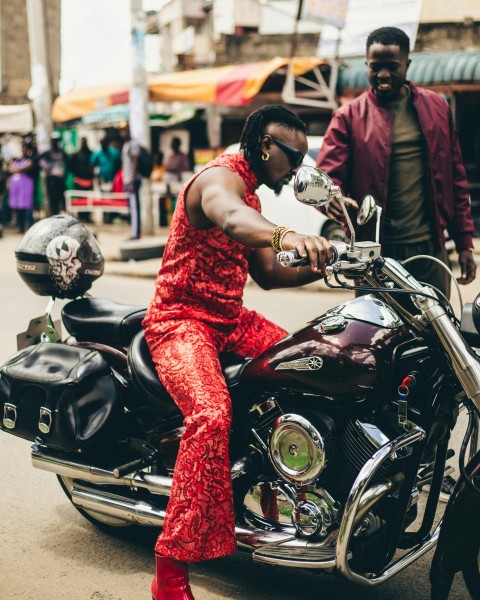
[143,153,260,328]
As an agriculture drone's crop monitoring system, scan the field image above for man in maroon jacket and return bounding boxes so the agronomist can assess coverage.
[317,26,476,299]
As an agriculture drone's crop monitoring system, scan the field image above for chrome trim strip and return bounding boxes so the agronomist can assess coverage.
[275,356,324,371]
[336,425,426,585]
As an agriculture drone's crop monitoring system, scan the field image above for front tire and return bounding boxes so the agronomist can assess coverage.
[463,548,480,599]
[321,220,348,243]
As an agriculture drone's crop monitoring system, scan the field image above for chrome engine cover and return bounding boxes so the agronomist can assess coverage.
[269,413,326,485]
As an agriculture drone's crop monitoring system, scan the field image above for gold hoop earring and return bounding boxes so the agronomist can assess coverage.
[262,151,270,162]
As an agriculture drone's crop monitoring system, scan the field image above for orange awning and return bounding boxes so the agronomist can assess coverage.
[148,56,327,105]
[52,82,130,123]
[52,57,328,123]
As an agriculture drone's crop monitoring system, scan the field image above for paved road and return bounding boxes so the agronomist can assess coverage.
[0,228,474,599]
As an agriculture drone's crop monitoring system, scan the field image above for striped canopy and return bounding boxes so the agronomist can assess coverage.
[52,56,327,123]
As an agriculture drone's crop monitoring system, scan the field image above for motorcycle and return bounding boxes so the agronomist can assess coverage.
[1,167,479,600]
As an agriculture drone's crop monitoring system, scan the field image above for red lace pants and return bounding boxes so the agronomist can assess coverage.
[144,309,286,562]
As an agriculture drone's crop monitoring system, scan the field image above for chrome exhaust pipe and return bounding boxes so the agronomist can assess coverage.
[31,443,172,496]
[71,484,167,527]
[32,444,396,564]
[70,482,296,549]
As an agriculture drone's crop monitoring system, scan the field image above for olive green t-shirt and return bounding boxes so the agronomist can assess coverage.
[382,88,433,244]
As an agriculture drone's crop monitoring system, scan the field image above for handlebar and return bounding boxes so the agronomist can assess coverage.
[278,239,480,413]
[276,240,349,268]
[276,240,380,273]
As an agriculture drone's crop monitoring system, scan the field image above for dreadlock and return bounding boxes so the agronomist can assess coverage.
[239,105,306,171]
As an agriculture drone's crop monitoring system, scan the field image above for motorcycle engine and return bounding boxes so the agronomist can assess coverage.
[249,398,335,485]
[247,398,406,543]
[269,413,326,484]
[248,398,339,538]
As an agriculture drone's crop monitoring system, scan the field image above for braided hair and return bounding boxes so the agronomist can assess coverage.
[240,105,306,171]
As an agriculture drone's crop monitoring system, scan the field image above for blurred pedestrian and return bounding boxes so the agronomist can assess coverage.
[39,132,67,216]
[8,141,34,233]
[0,144,8,238]
[150,151,166,183]
[165,136,190,181]
[317,26,476,300]
[121,126,141,240]
[69,136,94,191]
[23,135,42,219]
[90,136,121,192]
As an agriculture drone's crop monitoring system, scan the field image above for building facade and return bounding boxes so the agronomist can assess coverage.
[0,0,61,105]
[148,0,480,214]
[151,0,321,71]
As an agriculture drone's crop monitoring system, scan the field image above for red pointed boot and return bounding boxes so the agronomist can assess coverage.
[151,553,195,600]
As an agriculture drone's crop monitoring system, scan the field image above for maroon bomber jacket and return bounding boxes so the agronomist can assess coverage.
[316,81,474,252]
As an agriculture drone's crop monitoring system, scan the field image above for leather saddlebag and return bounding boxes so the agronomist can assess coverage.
[0,343,123,450]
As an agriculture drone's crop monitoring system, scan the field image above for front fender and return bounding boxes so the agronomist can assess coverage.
[430,451,480,588]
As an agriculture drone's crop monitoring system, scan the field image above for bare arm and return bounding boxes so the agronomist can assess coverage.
[189,166,333,273]
[10,159,33,174]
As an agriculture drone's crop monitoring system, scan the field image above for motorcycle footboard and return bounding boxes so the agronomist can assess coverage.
[253,539,338,569]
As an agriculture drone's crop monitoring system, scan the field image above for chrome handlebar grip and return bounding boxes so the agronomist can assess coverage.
[276,240,348,268]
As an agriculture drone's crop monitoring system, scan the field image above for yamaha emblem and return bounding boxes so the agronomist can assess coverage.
[275,356,324,371]
[307,357,323,370]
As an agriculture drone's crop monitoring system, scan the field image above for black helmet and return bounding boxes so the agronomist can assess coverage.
[15,215,104,299]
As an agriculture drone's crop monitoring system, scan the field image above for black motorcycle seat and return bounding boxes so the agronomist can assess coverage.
[62,298,146,347]
[127,330,249,415]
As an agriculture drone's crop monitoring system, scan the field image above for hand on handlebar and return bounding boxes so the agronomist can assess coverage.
[324,196,358,224]
[280,232,334,276]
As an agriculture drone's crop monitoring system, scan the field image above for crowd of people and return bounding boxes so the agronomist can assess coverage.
[0,130,192,240]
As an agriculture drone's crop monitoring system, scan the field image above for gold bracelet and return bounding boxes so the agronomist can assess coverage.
[279,228,296,252]
[271,225,288,253]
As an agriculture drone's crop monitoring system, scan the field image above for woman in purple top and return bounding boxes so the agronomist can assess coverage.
[9,142,34,233]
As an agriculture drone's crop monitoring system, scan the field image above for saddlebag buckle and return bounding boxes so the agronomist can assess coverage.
[3,403,17,429]
[38,407,53,434]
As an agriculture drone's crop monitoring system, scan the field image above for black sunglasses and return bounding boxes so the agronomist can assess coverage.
[270,136,304,169]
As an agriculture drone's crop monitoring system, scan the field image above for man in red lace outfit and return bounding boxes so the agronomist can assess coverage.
[143,105,333,600]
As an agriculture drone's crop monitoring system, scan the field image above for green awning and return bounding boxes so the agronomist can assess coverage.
[338,50,480,92]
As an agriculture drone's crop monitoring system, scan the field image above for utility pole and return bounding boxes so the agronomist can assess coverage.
[26,0,53,153]
[289,0,304,59]
[130,0,153,235]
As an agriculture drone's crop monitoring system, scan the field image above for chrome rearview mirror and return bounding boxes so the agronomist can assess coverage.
[294,166,356,254]
[357,194,377,225]
[357,194,382,244]
[294,166,336,207]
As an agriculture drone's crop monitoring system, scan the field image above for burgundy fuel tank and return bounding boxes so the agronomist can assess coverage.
[242,295,412,406]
